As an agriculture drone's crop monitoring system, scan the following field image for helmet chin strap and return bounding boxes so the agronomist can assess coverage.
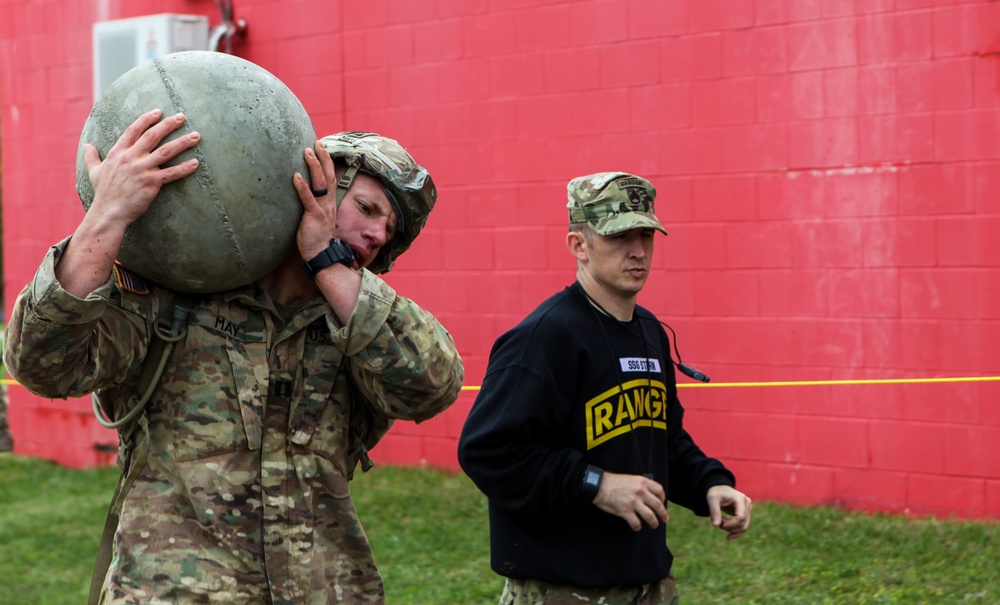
[335,164,360,208]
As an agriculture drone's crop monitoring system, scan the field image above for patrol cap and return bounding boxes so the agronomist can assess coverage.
[567,172,667,236]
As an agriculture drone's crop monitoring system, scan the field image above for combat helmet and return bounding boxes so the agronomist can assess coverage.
[320,132,437,274]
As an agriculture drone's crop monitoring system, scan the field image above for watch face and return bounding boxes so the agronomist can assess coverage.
[585,470,600,485]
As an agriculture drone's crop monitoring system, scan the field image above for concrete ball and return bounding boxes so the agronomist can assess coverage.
[76,51,316,293]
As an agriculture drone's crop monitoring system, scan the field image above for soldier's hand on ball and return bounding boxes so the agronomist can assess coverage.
[294,141,339,261]
[84,109,200,226]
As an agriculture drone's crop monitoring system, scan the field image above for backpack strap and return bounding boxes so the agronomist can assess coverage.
[87,295,196,605]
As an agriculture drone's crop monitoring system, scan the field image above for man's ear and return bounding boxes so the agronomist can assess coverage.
[566,230,589,262]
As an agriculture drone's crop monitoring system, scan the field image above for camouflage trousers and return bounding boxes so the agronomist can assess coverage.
[0,384,13,452]
[500,576,680,605]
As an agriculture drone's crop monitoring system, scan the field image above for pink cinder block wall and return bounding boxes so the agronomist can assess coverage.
[1,0,998,519]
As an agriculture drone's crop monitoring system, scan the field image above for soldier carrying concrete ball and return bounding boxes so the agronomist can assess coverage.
[2,108,464,604]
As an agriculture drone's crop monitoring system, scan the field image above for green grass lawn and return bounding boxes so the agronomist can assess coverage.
[1,453,997,604]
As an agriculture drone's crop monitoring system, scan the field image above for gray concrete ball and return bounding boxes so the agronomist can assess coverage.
[76,50,316,293]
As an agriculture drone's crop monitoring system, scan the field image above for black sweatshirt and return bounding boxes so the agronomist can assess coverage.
[458,282,735,588]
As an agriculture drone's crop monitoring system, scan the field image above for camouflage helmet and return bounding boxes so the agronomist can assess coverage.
[320,132,437,274]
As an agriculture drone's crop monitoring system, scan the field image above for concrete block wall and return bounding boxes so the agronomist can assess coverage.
[1,0,998,518]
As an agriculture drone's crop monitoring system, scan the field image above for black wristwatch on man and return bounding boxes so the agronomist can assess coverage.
[304,238,355,279]
[581,464,604,502]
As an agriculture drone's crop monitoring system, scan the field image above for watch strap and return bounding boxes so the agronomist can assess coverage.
[304,238,355,279]
[581,464,604,502]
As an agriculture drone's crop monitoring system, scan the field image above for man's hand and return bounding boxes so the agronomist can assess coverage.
[58,109,200,298]
[593,471,670,532]
[706,484,752,540]
[84,109,200,227]
[294,141,339,261]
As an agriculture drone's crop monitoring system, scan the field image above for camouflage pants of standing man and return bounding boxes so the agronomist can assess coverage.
[500,576,680,605]
[0,384,13,452]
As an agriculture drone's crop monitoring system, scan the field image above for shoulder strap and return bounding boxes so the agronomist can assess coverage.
[88,295,196,605]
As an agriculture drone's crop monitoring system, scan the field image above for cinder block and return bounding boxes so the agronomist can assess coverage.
[629,84,690,132]
[792,219,864,269]
[787,20,858,71]
[342,0,388,29]
[898,59,973,113]
[933,3,1000,58]
[857,66,896,115]
[987,480,1000,518]
[834,379,905,421]
[823,68,858,118]
[542,47,601,93]
[759,269,829,317]
[703,412,799,462]
[757,171,826,220]
[515,4,572,52]
[937,320,1000,374]
[660,34,722,82]
[343,69,392,109]
[494,227,547,270]
[692,175,757,222]
[660,128,725,174]
[726,222,794,269]
[463,11,518,57]
[569,0,628,45]
[758,73,819,123]
[800,416,869,468]
[628,0,687,38]
[723,26,788,76]
[788,118,859,169]
[421,436,460,470]
[413,19,463,62]
[973,162,1000,213]
[693,270,759,316]
[827,269,899,318]
[371,433,425,467]
[938,216,1000,267]
[907,473,985,518]
[760,462,836,506]
[600,40,660,88]
[869,420,944,473]
[723,123,790,172]
[687,0,754,33]
[859,11,933,65]
[944,425,1000,479]
[692,78,756,126]
[834,468,907,512]
[862,217,937,268]
[899,268,979,320]
[934,109,1000,162]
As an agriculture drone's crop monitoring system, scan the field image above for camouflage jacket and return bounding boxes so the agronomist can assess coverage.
[3,239,464,604]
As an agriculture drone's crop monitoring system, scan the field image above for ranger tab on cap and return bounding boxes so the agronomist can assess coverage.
[566,172,667,236]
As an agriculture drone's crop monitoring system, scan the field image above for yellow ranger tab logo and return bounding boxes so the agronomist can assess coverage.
[585,378,668,450]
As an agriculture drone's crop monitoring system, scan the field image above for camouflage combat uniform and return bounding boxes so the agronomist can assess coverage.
[0,384,12,452]
[3,239,464,604]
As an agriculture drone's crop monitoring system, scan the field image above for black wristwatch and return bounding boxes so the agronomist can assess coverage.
[581,464,604,502]
[304,238,355,279]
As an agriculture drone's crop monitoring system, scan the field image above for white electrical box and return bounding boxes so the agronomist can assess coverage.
[93,14,210,100]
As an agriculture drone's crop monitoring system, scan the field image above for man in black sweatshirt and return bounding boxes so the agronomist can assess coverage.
[458,172,752,605]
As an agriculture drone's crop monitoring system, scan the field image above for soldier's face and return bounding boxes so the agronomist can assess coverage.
[336,173,398,269]
[581,228,655,299]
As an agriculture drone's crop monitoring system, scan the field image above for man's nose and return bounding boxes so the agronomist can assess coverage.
[365,221,389,247]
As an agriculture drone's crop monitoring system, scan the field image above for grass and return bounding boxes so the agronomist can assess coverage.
[1,454,998,604]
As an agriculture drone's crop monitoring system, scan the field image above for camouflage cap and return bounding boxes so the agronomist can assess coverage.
[567,172,667,236]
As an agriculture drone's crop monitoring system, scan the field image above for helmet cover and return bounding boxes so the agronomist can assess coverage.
[321,132,437,273]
